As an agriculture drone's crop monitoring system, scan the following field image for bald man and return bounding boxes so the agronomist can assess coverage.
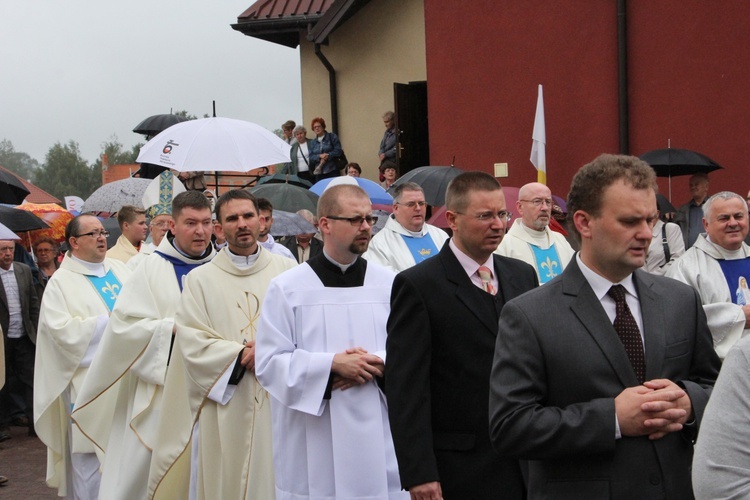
[496,182,574,284]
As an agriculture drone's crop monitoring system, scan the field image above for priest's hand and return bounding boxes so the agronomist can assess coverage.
[240,340,256,372]
[332,347,384,385]
[409,481,443,500]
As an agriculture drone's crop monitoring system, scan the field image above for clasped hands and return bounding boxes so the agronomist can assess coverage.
[615,379,692,440]
[331,347,384,391]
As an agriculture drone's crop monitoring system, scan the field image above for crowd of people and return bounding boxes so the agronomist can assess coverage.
[1,144,749,499]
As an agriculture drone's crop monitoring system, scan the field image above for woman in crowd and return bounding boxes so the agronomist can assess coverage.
[280,125,313,182]
[346,163,361,177]
[308,117,343,182]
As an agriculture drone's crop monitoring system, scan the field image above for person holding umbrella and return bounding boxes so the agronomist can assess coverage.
[308,117,344,182]
[675,173,711,248]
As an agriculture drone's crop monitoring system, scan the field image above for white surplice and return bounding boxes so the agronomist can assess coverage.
[255,260,408,500]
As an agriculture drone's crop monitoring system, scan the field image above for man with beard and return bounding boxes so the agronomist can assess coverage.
[496,182,574,284]
[256,184,408,499]
[363,182,449,273]
[148,189,295,499]
[35,215,131,499]
[72,190,215,499]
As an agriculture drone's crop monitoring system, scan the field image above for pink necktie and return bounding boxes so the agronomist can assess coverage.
[477,266,496,295]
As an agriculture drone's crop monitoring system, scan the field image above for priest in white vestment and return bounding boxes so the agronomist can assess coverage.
[148,189,296,500]
[256,185,408,500]
[363,182,448,272]
[667,191,750,358]
[495,182,574,284]
[72,191,216,500]
[34,214,131,499]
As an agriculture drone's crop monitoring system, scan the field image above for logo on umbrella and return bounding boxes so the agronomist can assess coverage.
[162,140,179,154]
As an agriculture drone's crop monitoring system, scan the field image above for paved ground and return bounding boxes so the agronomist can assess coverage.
[0,424,56,498]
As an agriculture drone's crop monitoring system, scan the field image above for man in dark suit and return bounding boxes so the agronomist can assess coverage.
[489,154,721,499]
[281,210,324,264]
[0,239,40,439]
[386,172,538,499]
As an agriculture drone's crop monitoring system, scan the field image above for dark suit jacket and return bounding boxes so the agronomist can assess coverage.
[281,236,323,264]
[386,241,538,498]
[0,262,40,344]
[489,258,720,500]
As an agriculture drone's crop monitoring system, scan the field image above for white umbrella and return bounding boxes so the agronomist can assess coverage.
[136,117,292,172]
[0,221,20,240]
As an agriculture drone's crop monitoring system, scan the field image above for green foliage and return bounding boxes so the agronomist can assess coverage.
[0,139,39,180]
[173,109,199,120]
[33,141,100,200]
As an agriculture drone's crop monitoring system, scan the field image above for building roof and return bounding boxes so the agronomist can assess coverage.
[0,165,61,204]
[232,0,369,47]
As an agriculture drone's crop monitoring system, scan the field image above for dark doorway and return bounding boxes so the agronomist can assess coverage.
[394,81,429,176]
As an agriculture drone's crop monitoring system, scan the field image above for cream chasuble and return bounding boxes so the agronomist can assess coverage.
[363,216,449,273]
[34,255,131,497]
[72,237,215,500]
[255,258,408,500]
[148,247,296,499]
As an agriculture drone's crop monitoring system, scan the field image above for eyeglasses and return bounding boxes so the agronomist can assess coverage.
[519,198,553,207]
[326,215,378,227]
[455,211,512,223]
[396,201,426,209]
[150,221,170,229]
[75,230,110,239]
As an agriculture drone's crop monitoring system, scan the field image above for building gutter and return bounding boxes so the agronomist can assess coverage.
[314,43,339,134]
[617,0,629,154]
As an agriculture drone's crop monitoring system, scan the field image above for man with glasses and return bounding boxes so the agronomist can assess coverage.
[256,184,408,499]
[364,182,449,272]
[386,172,538,499]
[489,155,719,498]
[72,191,215,500]
[34,214,131,499]
[497,182,574,284]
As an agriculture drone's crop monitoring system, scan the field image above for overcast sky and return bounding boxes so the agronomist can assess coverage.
[0,0,302,166]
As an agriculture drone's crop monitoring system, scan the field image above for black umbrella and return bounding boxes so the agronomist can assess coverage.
[639,148,723,177]
[0,205,48,232]
[639,148,724,202]
[0,170,31,204]
[256,173,313,189]
[248,184,319,213]
[132,113,190,137]
[387,166,465,206]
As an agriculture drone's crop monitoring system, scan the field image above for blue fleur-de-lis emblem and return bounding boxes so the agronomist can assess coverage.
[540,257,559,280]
[101,281,120,300]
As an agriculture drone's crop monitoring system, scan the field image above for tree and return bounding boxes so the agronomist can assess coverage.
[0,139,39,180]
[34,141,100,200]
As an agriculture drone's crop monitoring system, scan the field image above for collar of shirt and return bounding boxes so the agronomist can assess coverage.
[225,245,260,269]
[322,248,357,272]
[576,254,644,336]
[449,239,498,292]
[0,263,14,275]
[705,235,748,260]
[69,253,107,277]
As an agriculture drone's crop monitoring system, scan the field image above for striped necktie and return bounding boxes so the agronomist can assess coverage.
[477,266,496,295]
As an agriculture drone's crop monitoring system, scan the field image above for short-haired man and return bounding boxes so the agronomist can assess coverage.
[256,185,408,499]
[281,209,323,263]
[33,237,60,297]
[363,182,449,272]
[107,205,148,263]
[667,191,750,358]
[378,111,398,165]
[0,239,40,441]
[149,189,295,498]
[386,172,538,499]
[72,191,215,499]
[489,154,720,498]
[256,198,296,261]
[496,182,575,283]
[34,215,131,498]
[675,172,710,248]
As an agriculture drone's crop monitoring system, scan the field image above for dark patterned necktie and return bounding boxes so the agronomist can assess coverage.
[607,285,645,383]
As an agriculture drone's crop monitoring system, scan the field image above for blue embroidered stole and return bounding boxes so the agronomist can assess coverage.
[530,244,562,284]
[85,269,123,312]
[155,250,209,291]
[717,257,750,305]
[400,233,439,265]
